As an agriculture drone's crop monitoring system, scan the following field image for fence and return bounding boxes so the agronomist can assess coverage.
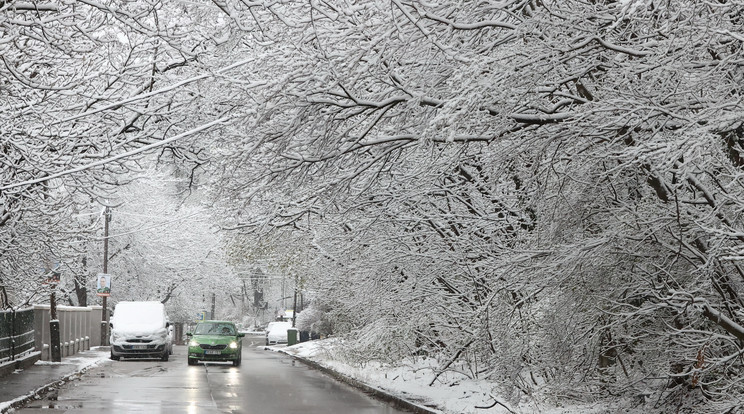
[0,308,36,363]
[33,305,103,361]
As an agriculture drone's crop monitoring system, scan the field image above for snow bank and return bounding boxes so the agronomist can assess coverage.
[283,339,618,414]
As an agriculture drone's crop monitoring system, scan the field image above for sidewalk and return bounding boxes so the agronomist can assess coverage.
[0,347,110,413]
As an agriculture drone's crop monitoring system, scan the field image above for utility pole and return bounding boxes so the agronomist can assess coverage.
[42,177,61,361]
[101,207,111,346]
[241,282,246,317]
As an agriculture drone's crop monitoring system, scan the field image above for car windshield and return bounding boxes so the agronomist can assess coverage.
[194,322,235,335]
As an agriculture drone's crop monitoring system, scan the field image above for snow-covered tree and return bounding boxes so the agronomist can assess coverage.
[0,0,229,307]
[195,1,744,411]
[4,0,744,412]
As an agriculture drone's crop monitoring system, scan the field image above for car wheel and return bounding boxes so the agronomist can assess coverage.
[161,350,169,361]
[188,358,197,366]
[110,351,120,361]
[233,352,242,367]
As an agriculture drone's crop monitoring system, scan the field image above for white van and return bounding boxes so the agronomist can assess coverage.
[110,301,172,361]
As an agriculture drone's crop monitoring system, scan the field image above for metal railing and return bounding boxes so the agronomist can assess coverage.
[0,308,35,363]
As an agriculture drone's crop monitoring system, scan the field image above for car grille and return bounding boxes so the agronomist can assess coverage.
[116,344,163,351]
[199,344,227,350]
[127,339,152,343]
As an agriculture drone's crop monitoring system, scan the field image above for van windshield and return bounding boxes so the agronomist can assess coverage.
[113,303,165,331]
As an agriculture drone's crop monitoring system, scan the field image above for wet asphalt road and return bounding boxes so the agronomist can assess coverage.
[17,335,409,414]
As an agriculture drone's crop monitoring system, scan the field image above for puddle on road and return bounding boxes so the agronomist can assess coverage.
[44,401,85,410]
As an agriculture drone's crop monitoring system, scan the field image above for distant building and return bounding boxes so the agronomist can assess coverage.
[277,309,293,321]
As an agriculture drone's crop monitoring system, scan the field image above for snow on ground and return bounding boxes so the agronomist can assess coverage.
[278,339,611,414]
[33,347,110,369]
[0,347,110,413]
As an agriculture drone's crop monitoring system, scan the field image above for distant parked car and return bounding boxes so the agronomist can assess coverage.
[186,320,244,366]
[264,321,277,344]
[264,321,281,345]
[266,321,292,345]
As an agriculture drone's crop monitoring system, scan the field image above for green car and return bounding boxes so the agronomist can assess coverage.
[187,320,245,366]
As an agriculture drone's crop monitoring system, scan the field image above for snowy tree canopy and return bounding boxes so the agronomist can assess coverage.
[3,0,744,412]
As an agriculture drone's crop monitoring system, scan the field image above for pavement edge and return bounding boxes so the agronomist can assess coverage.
[274,348,443,414]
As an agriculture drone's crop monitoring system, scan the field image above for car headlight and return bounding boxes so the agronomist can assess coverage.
[189,340,199,347]
[229,341,238,349]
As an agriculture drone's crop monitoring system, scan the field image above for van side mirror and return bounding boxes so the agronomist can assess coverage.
[186,332,193,337]
[238,333,245,338]
[109,323,113,329]
[166,322,170,328]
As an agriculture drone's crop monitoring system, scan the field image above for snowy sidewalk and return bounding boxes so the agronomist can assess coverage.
[267,341,450,414]
[271,340,608,414]
[272,344,444,414]
[0,347,110,413]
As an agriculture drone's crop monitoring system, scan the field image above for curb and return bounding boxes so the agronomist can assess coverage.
[273,347,443,414]
[2,372,78,414]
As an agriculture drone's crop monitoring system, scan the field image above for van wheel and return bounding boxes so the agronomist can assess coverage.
[110,352,120,361]
[161,351,169,361]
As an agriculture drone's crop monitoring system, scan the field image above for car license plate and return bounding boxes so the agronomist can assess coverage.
[133,345,147,350]
[206,350,221,355]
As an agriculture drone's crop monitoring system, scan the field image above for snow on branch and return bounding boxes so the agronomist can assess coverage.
[510,112,572,124]
[702,303,744,343]
[4,2,59,12]
[420,11,518,31]
[0,117,231,191]
[53,58,259,124]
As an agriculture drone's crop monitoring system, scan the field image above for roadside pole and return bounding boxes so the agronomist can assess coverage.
[287,274,300,346]
[49,288,61,362]
[292,287,297,328]
[211,293,216,320]
[100,207,110,346]
[45,261,62,362]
